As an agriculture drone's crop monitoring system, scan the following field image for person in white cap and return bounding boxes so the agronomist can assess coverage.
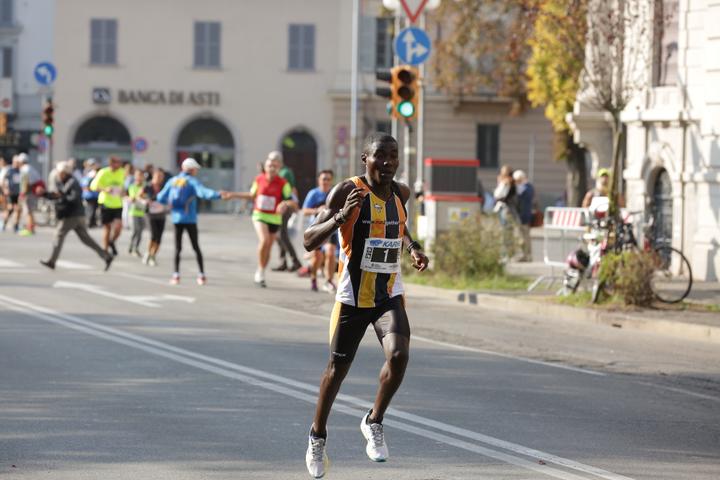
[40,161,113,271]
[156,157,227,285]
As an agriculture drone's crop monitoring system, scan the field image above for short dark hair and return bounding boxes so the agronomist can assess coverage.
[318,169,334,178]
[362,132,397,157]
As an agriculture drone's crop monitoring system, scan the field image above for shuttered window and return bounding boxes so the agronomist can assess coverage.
[288,24,315,71]
[194,21,221,68]
[90,19,117,65]
[476,124,500,168]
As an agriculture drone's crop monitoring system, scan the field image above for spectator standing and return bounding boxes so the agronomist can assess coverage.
[493,165,519,260]
[272,151,302,272]
[513,169,534,262]
[80,159,100,227]
[39,161,113,271]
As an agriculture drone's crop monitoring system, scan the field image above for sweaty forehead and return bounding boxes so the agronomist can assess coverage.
[371,140,398,154]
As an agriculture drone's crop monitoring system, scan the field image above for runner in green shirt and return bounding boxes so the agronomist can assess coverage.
[273,151,302,272]
[127,169,147,257]
[90,156,127,256]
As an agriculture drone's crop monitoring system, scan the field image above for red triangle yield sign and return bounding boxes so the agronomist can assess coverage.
[399,0,429,24]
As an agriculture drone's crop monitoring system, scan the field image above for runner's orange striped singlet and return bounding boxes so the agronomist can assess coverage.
[335,176,407,308]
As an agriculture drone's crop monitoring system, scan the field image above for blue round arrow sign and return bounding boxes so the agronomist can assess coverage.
[395,27,431,66]
[34,62,57,86]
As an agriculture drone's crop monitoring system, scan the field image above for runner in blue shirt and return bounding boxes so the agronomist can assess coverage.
[302,170,337,293]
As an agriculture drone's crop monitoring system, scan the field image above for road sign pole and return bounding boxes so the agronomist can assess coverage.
[391,14,401,140]
[349,0,360,178]
[415,12,427,197]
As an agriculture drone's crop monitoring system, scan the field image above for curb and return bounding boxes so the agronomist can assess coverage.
[404,284,720,344]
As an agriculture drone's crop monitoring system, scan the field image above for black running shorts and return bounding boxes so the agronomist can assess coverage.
[100,206,123,225]
[328,295,410,364]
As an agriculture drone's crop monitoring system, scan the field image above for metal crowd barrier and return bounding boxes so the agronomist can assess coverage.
[527,207,591,292]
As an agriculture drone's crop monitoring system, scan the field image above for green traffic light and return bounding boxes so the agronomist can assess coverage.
[397,101,415,118]
[43,125,54,137]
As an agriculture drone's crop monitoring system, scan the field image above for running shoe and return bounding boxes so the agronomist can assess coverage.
[360,410,388,462]
[296,265,310,278]
[170,273,180,285]
[148,256,157,267]
[39,259,55,270]
[132,250,142,258]
[104,255,114,272]
[142,253,150,265]
[305,431,329,478]
[322,281,336,294]
[254,270,267,288]
[289,261,302,273]
[271,263,288,272]
[311,279,318,292]
[109,242,118,257]
[18,229,34,237]
[197,274,207,286]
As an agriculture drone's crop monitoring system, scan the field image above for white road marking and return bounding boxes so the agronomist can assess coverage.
[52,281,195,308]
[0,269,42,274]
[115,272,172,286]
[412,335,607,376]
[1,294,635,480]
[637,381,720,403]
[250,301,606,377]
[0,258,23,268]
[56,260,94,270]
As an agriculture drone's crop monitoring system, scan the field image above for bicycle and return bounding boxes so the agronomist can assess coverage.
[594,212,693,304]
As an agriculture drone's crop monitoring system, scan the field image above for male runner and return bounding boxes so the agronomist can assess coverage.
[303,133,428,478]
[90,156,126,256]
[302,169,337,293]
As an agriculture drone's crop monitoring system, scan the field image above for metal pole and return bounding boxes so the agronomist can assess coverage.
[404,120,414,230]
[349,0,360,178]
[528,133,535,182]
[391,14,400,140]
[415,12,426,195]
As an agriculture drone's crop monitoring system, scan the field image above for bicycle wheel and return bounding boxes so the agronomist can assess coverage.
[649,246,693,303]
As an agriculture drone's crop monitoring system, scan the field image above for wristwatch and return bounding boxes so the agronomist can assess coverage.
[333,211,347,225]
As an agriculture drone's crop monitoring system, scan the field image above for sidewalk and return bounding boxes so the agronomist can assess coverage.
[403,260,720,345]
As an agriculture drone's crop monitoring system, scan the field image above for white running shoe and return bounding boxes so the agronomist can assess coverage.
[142,253,150,265]
[254,270,267,288]
[360,410,388,462]
[305,433,329,478]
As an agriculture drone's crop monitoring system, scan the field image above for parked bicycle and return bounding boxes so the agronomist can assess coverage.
[561,201,693,304]
[599,212,693,304]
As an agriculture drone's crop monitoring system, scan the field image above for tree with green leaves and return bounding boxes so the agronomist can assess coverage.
[526,0,589,206]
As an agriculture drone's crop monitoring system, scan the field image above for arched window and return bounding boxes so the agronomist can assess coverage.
[281,129,317,202]
[73,116,131,161]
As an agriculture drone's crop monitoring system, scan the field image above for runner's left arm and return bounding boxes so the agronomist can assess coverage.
[396,182,429,272]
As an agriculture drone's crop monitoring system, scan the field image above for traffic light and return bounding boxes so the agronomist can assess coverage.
[42,99,54,137]
[391,65,419,120]
[0,113,6,136]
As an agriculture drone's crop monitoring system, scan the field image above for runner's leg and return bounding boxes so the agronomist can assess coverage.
[174,223,185,273]
[369,333,409,423]
[186,223,204,274]
[46,218,74,265]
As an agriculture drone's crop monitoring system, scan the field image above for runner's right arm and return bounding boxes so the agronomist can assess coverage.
[303,180,363,251]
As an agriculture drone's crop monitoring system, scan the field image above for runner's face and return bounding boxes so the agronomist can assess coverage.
[109,159,121,171]
[265,159,279,177]
[364,140,398,186]
[318,174,333,191]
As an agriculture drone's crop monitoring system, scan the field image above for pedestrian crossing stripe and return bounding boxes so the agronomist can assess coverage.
[0,258,23,268]
[55,260,93,270]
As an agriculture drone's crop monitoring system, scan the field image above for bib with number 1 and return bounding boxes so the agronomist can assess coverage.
[360,238,402,274]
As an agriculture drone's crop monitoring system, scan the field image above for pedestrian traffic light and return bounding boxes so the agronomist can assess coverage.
[0,113,6,136]
[391,65,419,120]
[42,99,54,137]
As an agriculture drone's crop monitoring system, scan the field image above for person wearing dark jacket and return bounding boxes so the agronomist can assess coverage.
[40,161,113,271]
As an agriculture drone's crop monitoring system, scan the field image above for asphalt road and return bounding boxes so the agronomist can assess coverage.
[1,214,718,479]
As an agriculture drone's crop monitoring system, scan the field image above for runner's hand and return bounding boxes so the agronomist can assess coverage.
[410,249,429,272]
[341,187,365,218]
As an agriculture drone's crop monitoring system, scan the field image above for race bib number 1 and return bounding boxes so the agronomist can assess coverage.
[360,238,402,274]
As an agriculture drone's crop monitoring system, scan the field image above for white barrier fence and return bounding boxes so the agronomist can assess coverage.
[528,207,591,292]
